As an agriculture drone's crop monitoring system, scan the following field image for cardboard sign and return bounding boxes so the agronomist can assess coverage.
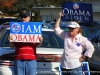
[82,62,90,75]
[10,22,42,43]
[62,2,93,23]
[59,62,90,75]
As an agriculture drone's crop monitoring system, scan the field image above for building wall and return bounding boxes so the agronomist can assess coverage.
[93,12,100,21]
[40,8,61,21]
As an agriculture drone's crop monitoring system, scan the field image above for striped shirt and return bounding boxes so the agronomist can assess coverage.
[14,42,36,60]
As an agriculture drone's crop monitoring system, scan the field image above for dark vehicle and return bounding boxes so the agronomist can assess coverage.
[0,19,20,32]
[0,18,20,25]
[78,21,100,33]
[0,22,10,32]
[88,31,100,70]
[91,28,100,37]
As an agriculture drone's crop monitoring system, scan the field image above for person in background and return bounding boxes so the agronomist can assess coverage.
[8,9,43,75]
[54,11,94,75]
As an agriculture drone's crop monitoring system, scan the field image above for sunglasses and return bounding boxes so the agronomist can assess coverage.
[68,27,75,30]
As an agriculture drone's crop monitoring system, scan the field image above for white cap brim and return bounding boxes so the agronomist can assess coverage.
[67,22,80,28]
[67,25,80,28]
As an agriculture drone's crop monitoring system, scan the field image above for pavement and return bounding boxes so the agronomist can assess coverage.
[90,67,100,75]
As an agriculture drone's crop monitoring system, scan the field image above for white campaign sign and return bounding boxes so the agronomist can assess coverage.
[10,34,41,43]
[10,22,42,43]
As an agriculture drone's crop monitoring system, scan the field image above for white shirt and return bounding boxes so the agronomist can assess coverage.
[54,27,94,69]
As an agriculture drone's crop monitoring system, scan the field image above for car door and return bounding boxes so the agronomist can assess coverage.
[93,35,100,63]
[89,34,100,70]
[36,31,63,75]
[0,29,14,57]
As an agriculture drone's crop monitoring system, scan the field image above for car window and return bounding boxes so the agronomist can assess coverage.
[0,18,20,25]
[51,35,59,47]
[98,36,100,43]
[1,30,64,48]
[91,36,100,43]
[82,28,92,38]
[0,29,6,39]
[42,33,50,47]
[92,29,100,36]
[60,27,68,32]
[1,22,9,25]
[41,31,64,48]
[2,30,9,47]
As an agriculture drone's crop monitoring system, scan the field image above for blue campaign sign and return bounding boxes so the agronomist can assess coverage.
[10,22,42,34]
[61,2,93,23]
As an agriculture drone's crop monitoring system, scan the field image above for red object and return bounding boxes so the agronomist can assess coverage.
[14,42,36,60]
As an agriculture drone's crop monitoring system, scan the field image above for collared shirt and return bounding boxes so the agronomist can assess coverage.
[54,27,94,69]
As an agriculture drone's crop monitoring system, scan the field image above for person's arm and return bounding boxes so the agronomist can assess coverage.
[9,42,15,49]
[36,36,43,47]
[54,11,65,39]
[54,11,64,29]
[79,55,88,62]
[8,35,15,49]
[79,38,94,62]
[54,17,61,29]
[83,41,94,58]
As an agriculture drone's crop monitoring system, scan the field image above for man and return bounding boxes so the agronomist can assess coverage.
[9,9,43,75]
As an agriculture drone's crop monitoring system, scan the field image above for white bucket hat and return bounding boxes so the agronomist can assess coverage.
[67,22,80,28]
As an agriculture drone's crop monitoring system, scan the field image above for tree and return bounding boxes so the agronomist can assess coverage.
[0,0,17,9]
[14,0,35,11]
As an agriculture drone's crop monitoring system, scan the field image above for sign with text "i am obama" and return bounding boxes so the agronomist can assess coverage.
[10,22,42,43]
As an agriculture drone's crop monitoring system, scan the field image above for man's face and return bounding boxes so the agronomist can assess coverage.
[68,27,79,36]
[23,16,30,22]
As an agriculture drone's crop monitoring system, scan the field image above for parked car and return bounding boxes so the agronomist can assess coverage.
[0,18,20,25]
[47,23,68,29]
[88,32,100,70]
[0,28,64,75]
[0,22,10,32]
[0,27,99,75]
[78,21,100,33]
[91,28,100,37]
[0,19,20,33]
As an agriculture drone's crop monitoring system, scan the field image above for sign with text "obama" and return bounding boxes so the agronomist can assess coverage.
[10,22,42,43]
[62,2,93,23]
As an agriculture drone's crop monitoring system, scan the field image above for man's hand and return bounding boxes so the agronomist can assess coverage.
[36,36,43,47]
[79,55,87,62]
[8,35,13,41]
[8,35,15,48]
[38,36,43,43]
[54,11,64,29]
[59,11,64,18]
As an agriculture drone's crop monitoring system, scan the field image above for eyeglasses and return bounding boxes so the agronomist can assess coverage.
[68,27,75,30]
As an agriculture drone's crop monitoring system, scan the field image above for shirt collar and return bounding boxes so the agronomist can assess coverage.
[75,33,81,40]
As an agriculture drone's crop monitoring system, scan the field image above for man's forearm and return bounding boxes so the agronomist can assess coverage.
[54,17,61,29]
[9,42,15,49]
[36,43,42,47]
